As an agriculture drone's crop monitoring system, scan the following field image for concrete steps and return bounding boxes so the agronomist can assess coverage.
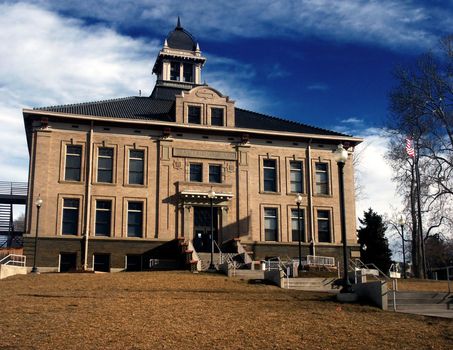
[196,252,222,271]
[282,277,338,292]
[389,291,453,314]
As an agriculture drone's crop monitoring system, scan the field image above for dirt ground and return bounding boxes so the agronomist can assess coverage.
[1,272,452,350]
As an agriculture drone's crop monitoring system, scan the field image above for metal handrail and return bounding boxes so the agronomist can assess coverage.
[264,258,290,287]
[351,258,390,281]
[0,254,26,267]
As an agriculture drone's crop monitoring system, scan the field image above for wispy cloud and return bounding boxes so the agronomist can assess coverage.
[25,0,451,51]
[307,83,329,91]
[267,63,290,79]
[342,117,364,124]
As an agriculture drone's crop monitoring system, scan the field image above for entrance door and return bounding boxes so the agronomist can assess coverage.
[193,206,218,252]
[59,253,77,272]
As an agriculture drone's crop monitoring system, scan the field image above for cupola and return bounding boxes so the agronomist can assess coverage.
[152,17,206,87]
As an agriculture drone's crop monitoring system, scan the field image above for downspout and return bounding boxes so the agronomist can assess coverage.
[83,121,94,270]
[306,139,315,256]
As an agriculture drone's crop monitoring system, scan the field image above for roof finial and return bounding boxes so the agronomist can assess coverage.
[176,16,181,29]
[195,42,200,52]
[164,39,168,48]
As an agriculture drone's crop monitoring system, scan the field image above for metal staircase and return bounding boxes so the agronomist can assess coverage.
[0,181,28,248]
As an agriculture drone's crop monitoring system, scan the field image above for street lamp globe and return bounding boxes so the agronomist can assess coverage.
[398,215,406,226]
[207,188,216,199]
[295,193,303,205]
[35,197,43,207]
[334,144,348,163]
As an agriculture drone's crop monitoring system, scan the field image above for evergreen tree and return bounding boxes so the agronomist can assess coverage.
[357,208,393,273]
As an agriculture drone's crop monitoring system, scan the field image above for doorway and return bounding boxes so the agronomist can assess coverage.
[193,206,218,252]
[59,253,77,272]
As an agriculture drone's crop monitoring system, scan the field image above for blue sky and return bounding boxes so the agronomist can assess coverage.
[1,0,452,224]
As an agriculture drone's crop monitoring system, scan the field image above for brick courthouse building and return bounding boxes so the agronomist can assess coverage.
[23,20,362,272]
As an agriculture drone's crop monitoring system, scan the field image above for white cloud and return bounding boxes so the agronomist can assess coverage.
[24,0,450,51]
[342,117,363,124]
[355,128,403,220]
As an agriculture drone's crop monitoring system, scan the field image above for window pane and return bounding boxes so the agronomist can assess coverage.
[62,199,79,235]
[95,200,111,237]
[211,108,224,126]
[190,164,202,182]
[129,150,144,185]
[128,202,143,238]
[98,147,113,183]
[188,106,201,124]
[263,159,277,192]
[290,161,303,193]
[315,163,329,195]
[317,210,331,242]
[170,62,180,81]
[209,165,221,183]
[291,209,305,241]
[264,208,278,241]
[183,63,193,82]
[65,145,82,181]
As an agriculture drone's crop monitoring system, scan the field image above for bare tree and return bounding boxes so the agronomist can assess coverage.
[386,35,453,278]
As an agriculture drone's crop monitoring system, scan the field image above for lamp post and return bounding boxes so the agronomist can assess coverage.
[31,196,43,274]
[398,215,407,279]
[334,144,352,293]
[207,188,216,271]
[295,193,303,274]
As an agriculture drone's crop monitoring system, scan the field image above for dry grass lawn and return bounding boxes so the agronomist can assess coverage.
[395,278,452,292]
[1,271,452,349]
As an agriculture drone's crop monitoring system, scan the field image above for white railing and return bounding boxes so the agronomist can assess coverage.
[306,255,335,267]
[0,254,26,267]
[214,241,242,275]
[351,258,390,281]
[264,258,290,287]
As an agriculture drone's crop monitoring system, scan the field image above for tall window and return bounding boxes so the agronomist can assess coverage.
[188,106,201,124]
[317,210,331,242]
[62,198,79,235]
[129,150,144,185]
[290,161,303,193]
[95,200,111,237]
[263,159,277,192]
[209,164,221,183]
[190,163,202,182]
[128,202,143,238]
[98,147,113,183]
[211,108,224,126]
[291,208,305,242]
[65,145,82,181]
[183,63,193,82]
[170,62,180,81]
[264,208,278,241]
[315,162,329,195]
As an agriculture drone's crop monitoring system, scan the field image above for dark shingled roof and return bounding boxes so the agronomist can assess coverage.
[34,97,175,122]
[33,85,349,137]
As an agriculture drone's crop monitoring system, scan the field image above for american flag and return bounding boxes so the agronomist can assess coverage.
[405,137,415,158]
